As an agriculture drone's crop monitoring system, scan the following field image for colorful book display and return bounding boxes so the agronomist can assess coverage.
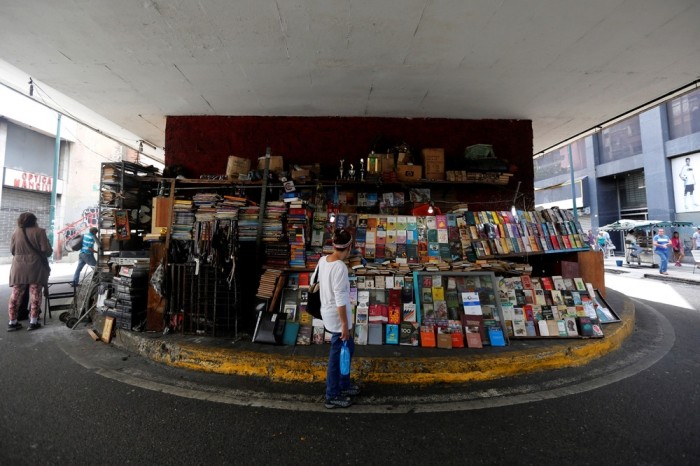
[497,275,606,339]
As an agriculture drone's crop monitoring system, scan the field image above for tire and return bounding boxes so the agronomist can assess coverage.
[66,317,78,328]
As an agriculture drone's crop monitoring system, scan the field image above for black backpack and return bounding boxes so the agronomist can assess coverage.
[66,235,83,252]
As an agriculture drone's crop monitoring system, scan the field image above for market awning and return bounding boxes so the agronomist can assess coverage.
[600,220,694,231]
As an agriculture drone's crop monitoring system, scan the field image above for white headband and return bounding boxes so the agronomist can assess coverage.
[333,238,353,249]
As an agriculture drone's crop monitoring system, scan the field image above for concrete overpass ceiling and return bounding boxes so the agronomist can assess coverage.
[0,0,698,155]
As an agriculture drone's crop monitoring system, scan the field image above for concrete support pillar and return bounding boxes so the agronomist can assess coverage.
[640,107,673,219]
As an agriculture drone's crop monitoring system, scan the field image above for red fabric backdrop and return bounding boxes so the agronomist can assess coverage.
[164,116,533,209]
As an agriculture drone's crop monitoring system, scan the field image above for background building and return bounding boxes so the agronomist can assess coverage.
[0,86,152,262]
[534,87,700,251]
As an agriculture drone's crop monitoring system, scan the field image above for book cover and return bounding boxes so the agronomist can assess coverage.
[434,300,448,320]
[557,320,568,336]
[402,303,417,322]
[591,323,604,337]
[420,325,436,347]
[487,326,507,346]
[296,325,312,345]
[282,322,300,346]
[465,324,483,348]
[576,316,594,336]
[354,322,368,345]
[368,323,384,345]
[355,305,369,325]
[537,319,549,336]
[436,330,453,349]
[312,319,325,344]
[564,315,578,337]
[385,324,399,344]
[525,321,537,336]
[462,291,483,315]
[387,305,401,324]
[399,321,420,346]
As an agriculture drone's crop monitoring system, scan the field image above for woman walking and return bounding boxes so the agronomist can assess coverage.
[7,212,52,331]
[671,231,684,266]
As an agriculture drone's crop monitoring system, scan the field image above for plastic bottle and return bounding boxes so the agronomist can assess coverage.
[340,340,351,376]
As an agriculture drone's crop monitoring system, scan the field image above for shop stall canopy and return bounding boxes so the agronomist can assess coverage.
[600,220,693,232]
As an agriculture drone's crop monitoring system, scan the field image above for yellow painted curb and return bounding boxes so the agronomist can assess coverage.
[117,299,635,385]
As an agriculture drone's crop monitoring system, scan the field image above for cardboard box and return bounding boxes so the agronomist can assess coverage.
[226,155,251,180]
[396,164,423,182]
[379,153,395,171]
[421,148,445,180]
[257,155,284,173]
[291,169,311,181]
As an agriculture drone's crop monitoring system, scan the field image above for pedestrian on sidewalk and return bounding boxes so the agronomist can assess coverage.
[671,231,684,266]
[72,227,98,285]
[597,231,607,254]
[317,228,359,409]
[7,212,52,331]
[653,228,671,275]
[693,226,700,250]
[587,230,595,249]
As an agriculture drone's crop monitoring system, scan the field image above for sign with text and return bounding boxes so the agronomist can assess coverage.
[3,167,64,194]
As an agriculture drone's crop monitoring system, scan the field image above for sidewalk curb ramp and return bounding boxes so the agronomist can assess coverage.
[111,292,635,385]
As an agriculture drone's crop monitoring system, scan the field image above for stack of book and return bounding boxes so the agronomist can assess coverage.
[255,269,284,300]
[237,205,260,241]
[287,201,310,268]
[262,201,286,242]
[171,199,195,240]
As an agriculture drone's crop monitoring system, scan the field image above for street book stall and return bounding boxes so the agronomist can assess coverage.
[600,220,693,267]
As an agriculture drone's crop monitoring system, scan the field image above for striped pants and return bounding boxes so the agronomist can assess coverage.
[8,284,42,321]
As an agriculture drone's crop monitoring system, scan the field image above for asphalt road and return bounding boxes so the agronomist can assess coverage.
[0,272,699,465]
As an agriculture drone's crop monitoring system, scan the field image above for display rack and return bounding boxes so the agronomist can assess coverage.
[98,161,159,274]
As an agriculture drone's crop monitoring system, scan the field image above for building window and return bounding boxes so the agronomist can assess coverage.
[618,171,646,210]
[533,139,587,182]
[599,116,642,164]
[667,88,700,139]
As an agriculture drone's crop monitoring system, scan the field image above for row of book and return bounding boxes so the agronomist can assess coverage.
[464,208,588,258]
[496,275,616,338]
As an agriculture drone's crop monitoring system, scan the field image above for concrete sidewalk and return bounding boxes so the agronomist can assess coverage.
[0,260,78,286]
[603,254,700,285]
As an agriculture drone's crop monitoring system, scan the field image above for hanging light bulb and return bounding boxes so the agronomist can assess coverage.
[329,212,336,223]
[427,202,434,214]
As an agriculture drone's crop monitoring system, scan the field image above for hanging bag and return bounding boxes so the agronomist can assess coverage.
[307,262,322,319]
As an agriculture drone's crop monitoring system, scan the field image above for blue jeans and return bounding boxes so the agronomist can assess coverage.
[326,332,355,400]
[73,252,96,283]
[655,248,669,273]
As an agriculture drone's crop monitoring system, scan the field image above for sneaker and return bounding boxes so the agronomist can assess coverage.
[341,384,361,397]
[324,395,353,409]
[7,322,22,332]
[27,322,41,331]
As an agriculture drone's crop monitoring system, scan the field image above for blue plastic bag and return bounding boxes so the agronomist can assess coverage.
[340,340,351,376]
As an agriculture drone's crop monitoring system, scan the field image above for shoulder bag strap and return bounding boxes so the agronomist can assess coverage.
[310,261,320,286]
[22,227,43,256]
[22,228,49,268]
